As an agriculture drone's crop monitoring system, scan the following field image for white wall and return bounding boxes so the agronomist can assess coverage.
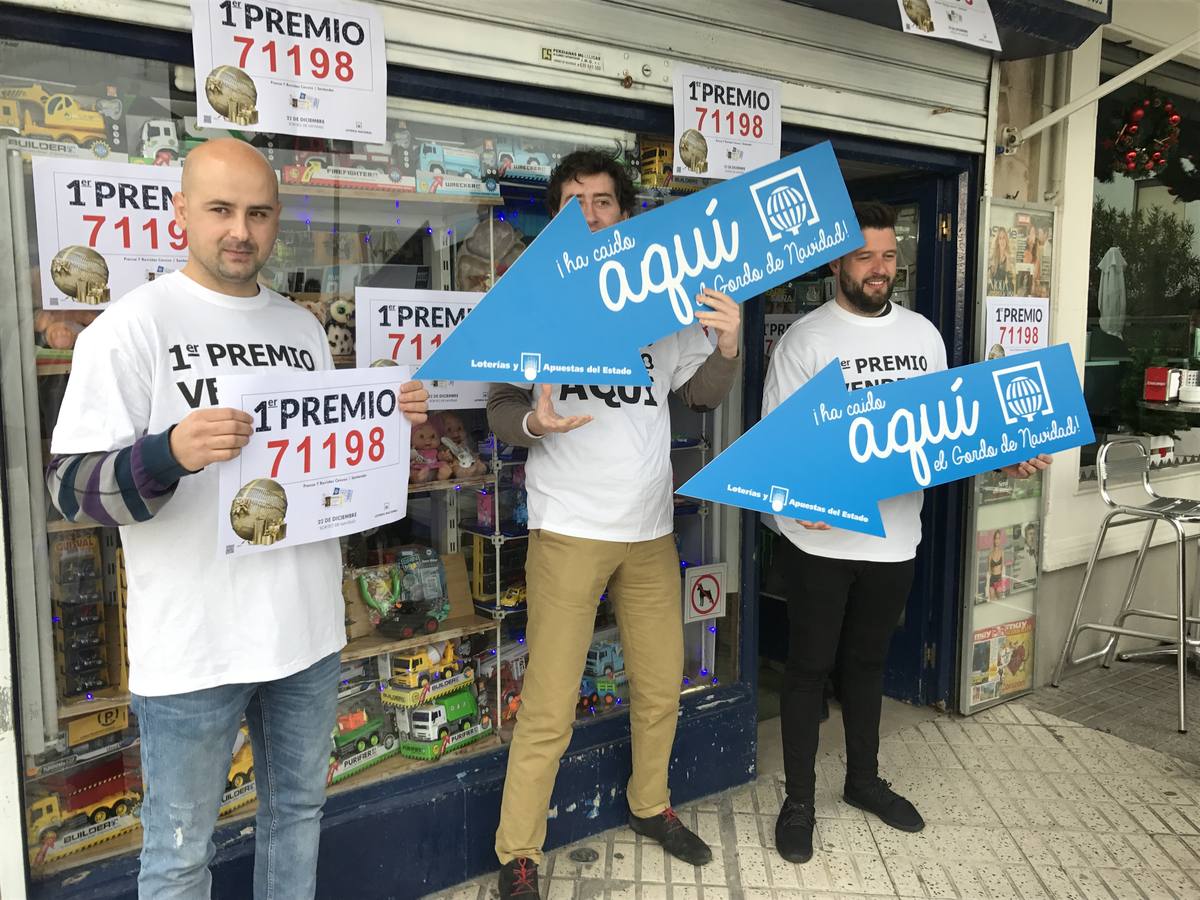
[1028,2,1200,690]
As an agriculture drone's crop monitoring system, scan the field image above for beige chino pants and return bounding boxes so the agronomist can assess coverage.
[495,529,685,864]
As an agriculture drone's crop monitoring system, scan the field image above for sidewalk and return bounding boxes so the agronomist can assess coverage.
[431,702,1200,899]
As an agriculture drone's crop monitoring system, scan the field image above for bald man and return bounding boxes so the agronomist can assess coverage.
[47,138,429,899]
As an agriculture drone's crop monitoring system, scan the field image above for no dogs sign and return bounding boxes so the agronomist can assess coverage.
[683,563,727,623]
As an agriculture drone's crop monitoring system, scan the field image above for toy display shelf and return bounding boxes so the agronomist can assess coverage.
[33,824,144,879]
[409,473,492,496]
[57,687,131,720]
[325,731,502,798]
[340,611,495,663]
[458,519,529,541]
[278,183,502,207]
[46,518,103,534]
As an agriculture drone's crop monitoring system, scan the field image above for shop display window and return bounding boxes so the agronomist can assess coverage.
[0,37,743,881]
[1079,54,1200,482]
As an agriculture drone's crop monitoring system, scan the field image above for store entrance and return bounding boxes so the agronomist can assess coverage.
[753,147,975,714]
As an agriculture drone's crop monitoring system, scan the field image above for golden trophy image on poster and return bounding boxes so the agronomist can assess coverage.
[205,65,260,126]
[230,478,288,546]
[901,0,934,33]
[50,245,111,305]
[678,128,709,174]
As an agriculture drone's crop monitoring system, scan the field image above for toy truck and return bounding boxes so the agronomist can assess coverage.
[418,140,484,179]
[409,690,479,741]
[389,641,459,690]
[139,119,180,164]
[226,740,254,790]
[584,640,623,679]
[26,756,141,846]
[330,708,394,761]
[0,84,109,149]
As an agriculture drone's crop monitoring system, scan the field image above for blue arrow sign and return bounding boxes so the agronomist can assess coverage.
[415,142,860,386]
[679,344,1094,537]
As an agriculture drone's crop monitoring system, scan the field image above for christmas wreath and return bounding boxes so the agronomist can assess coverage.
[1095,87,1183,183]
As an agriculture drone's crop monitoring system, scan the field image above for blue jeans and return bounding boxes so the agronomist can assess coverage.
[132,652,340,900]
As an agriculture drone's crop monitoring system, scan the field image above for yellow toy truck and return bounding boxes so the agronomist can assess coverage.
[0,84,109,149]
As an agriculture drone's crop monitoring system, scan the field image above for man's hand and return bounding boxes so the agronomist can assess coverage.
[795,520,832,531]
[695,288,741,359]
[169,408,253,472]
[1000,454,1053,479]
[398,380,430,425]
[527,384,593,437]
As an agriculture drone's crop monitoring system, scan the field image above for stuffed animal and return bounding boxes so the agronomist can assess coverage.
[410,421,452,484]
[433,412,486,479]
[34,309,99,349]
[329,297,355,328]
[292,296,329,326]
[327,323,354,357]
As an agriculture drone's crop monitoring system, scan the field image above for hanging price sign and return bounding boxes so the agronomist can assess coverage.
[191,0,387,141]
[672,63,781,181]
[32,158,186,310]
[357,287,488,410]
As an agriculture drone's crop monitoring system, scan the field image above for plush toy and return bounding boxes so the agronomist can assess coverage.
[292,296,329,326]
[433,412,487,479]
[34,309,99,349]
[327,323,354,357]
[329,296,355,328]
[410,421,452,484]
[456,219,526,292]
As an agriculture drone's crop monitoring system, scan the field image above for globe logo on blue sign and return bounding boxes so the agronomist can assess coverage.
[1004,375,1044,421]
[765,185,808,238]
[993,362,1055,425]
[750,165,820,243]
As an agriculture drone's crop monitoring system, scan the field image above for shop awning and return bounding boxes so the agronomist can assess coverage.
[783,0,1111,60]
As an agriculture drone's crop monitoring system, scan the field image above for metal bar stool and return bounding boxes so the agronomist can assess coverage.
[1052,439,1200,733]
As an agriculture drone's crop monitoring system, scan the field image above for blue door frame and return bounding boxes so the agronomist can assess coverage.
[745,135,979,709]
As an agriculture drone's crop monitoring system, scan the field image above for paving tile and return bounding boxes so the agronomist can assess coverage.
[433,701,1200,900]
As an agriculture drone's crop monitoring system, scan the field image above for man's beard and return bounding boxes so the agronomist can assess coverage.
[839,268,894,314]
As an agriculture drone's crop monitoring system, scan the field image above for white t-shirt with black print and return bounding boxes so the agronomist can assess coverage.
[762,300,948,563]
[52,271,344,696]
[525,324,713,543]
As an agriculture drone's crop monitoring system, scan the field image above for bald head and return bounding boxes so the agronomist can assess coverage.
[181,137,278,202]
[173,137,282,297]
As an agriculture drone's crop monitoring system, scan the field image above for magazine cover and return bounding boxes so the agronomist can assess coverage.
[970,616,1034,703]
[974,520,1039,604]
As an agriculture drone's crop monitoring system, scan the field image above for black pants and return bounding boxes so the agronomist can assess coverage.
[780,548,915,802]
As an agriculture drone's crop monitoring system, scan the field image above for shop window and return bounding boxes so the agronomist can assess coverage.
[1080,57,1200,482]
[0,37,742,884]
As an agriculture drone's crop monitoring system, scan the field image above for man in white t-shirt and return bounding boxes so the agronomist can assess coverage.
[763,201,1049,865]
[47,138,428,899]
[486,150,742,899]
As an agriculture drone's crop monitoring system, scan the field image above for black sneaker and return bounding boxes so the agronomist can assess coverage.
[629,807,713,865]
[774,797,816,863]
[843,777,925,832]
[498,857,540,898]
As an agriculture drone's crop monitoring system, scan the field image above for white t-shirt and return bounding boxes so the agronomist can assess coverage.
[762,300,948,562]
[52,271,344,696]
[525,324,713,542]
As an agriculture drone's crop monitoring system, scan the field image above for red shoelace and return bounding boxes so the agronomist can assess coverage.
[662,807,683,832]
[511,858,538,894]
